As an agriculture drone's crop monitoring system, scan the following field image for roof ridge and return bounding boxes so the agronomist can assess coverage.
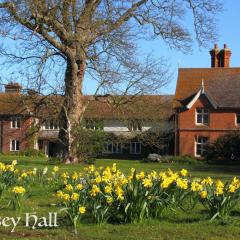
[179,67,240,70]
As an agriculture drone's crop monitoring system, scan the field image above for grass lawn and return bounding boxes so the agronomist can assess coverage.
[0,155,240,240]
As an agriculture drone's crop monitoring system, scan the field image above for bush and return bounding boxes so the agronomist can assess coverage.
[72,126,106,162]
[20,149,46,157]
[167,156,200,165]
[205,132,240,162]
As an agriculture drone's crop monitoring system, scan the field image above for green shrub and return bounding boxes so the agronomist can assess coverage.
[168,155,200,165]
[72,126,106,162]
[205,132,240,162]
[20,148,46,157]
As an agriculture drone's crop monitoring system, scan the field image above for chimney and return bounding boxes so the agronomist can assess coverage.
[5,82,22,94]
[209,43,219,68]
[209,43,232,68]
[218,44,231,68]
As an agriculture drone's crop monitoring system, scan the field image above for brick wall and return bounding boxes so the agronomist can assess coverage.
[177,95,240,156]
[1,116,32,153]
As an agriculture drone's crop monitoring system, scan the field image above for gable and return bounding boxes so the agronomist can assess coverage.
[174,68,240,109]
[185,89,217,110]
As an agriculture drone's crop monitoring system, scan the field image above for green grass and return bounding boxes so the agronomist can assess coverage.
[0,155,240,240]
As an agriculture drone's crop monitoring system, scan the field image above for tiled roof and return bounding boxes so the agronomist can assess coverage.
[0,93,29,115]
[84,95,174,120]
[0,93,174,120]
[174,68,240,109]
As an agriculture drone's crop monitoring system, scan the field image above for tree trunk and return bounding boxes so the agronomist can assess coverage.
[59,56,86,163]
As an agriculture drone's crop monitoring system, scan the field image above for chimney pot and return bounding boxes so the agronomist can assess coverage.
[5,82,22,94]
[210,43,231,68]
[210,44,219,68]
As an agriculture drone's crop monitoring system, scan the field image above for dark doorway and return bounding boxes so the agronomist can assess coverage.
[48,142,64,157]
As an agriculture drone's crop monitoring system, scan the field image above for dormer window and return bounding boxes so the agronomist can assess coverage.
[196,108,209,125]
[127,120,142,132]
[11,117,21,129]
[43,119,59,130]
[236,114,240,126]
[85,119,103,130]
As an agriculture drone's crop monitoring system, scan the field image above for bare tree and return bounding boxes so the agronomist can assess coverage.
[0,0,222,162]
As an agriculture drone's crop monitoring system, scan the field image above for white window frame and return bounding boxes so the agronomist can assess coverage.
[236,114,240,126]
[11,117,21,129]
[10,139,20,151]
[130,142,141,154]
[195,108,209,126]
[103,143,122,154]
[42,119,59,130]
[195,136,208,157]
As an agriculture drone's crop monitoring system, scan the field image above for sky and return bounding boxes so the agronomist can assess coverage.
[128,0,240,95]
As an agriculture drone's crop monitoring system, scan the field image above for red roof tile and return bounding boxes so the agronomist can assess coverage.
[174,67,240,109]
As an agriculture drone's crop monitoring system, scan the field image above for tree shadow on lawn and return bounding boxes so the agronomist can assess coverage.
[163,216,202,224]
[188,164,240,175]
[230,210,240,217]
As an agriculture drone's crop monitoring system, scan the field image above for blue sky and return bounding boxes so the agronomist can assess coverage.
[133,0,240,95]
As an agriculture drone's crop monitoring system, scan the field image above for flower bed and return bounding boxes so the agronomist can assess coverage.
[1,161,240,233]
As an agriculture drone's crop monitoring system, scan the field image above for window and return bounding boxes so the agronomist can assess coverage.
[130,142,141,154]
[128,120,142,132]
[85,119,103,130]
[10,140,20,151]
[196,108,209,125]
[236,114,240,125]
[195,136,208,157]
[103,143,122,154]
[43,119,59,130]
[11,117,21,129]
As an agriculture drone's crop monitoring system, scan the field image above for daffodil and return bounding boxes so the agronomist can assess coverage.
[201,177,213,186]
[12,160,18,166]
[90,185,100,197]
[106,197,113,204]
[180,169,188,177]
[200,191,207,199]
[71,193,79,201]
[79,206,86,214]
[12,186,26,194]
[161,178,173,189]
[136,171,145,180]
[76,184,84,191]
[71,172,78,180]
[66,184,73,192]
[191,182,203,192]
[53,166,59,172]
[228,184,237,193]
[104,185,112,194]
[142,178,153,188]
[176,178,188,189]
[63,194,70,201]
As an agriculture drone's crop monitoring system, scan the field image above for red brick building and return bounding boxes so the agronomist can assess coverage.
[0,84,34,153]
[2,44,240,159]
[174,44,240,157]
[0,85,173,157]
